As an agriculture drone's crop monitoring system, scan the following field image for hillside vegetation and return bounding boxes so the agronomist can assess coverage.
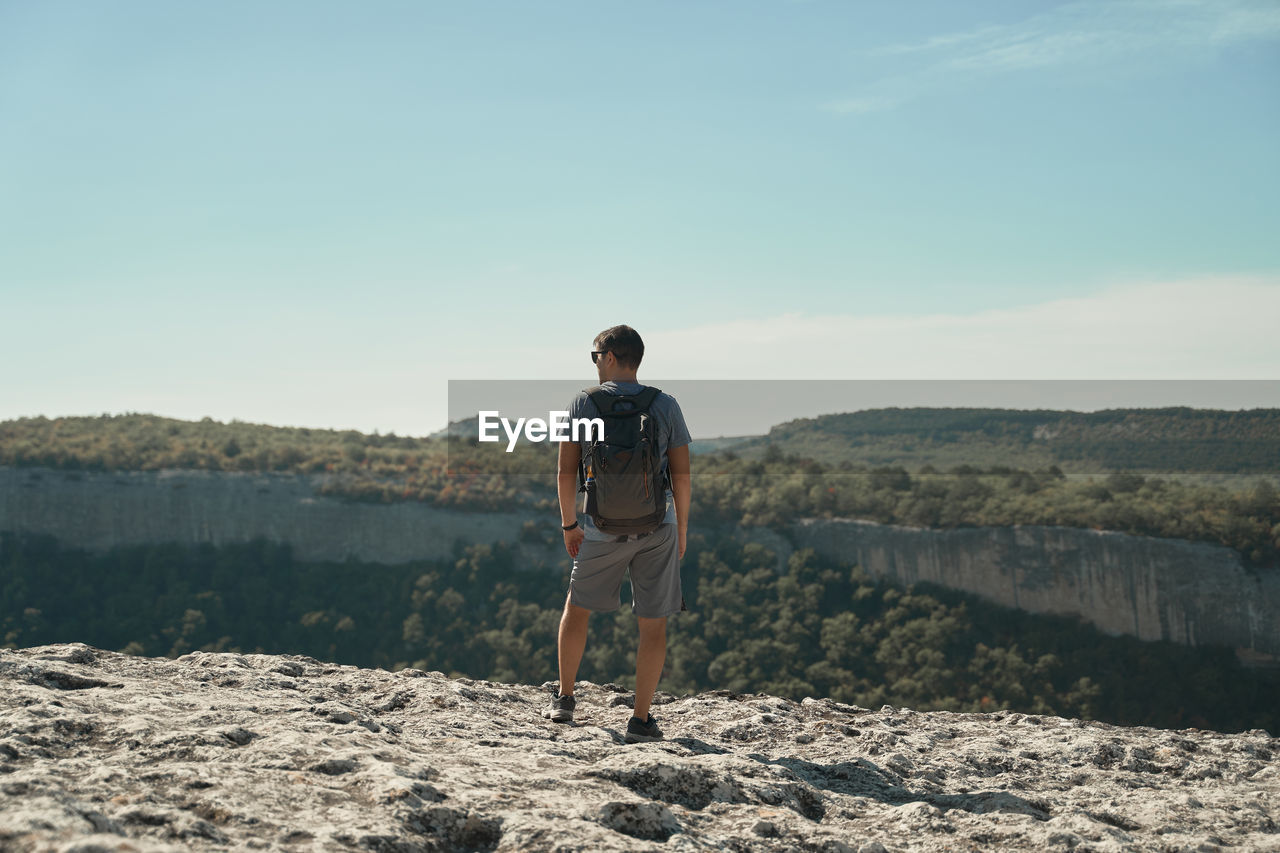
[736,406,1280,478]
[0,412,542,510]
[2,411,1278,566]
[696,453,1280,567]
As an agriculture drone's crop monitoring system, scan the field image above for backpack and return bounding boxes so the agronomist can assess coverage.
[579,385,669,536]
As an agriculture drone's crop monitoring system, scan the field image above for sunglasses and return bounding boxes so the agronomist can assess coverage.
[591,350,610,364]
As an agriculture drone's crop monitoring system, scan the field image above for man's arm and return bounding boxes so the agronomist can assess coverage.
[557,440,585,558]
[667,443,691,560]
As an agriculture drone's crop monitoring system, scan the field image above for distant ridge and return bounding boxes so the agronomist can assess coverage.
[713,406,1280,477]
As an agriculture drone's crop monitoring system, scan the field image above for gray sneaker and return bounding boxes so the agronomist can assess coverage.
[625,713,663,743]
[543,693,575,723]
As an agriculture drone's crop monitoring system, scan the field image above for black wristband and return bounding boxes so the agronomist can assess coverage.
[561,521,579,531]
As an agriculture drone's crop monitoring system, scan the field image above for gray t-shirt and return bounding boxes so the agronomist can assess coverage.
[566,381,691,541]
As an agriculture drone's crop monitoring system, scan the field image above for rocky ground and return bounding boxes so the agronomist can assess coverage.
[0,644,1276,852]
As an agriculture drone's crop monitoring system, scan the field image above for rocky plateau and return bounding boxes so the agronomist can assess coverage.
[1,643,1277,852]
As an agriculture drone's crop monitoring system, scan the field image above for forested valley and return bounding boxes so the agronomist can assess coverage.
[3,528,1275,735]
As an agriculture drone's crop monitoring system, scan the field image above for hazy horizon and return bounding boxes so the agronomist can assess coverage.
[6,379,1279,442]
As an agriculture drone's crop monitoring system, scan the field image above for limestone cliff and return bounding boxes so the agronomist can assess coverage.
[0,466,539,566]
[3,465,1277,661]
[790,520,1280,662]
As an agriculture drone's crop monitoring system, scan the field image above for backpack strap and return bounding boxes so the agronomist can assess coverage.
[587,389,620,416]
[586,385,662,416]
[632,385,661,412]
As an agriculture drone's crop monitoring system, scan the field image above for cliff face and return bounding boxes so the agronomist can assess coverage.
[791,520,1280,662]
[3,465,1277,661]
[0,465,541,566]
[1,643,1277,853]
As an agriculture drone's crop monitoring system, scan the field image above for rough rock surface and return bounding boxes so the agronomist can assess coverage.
[1,644,1277,853]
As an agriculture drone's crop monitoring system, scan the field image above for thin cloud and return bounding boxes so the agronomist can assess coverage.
[819,95,902,115]
[872,24,1009,57]
[641,276,1280,381]
[832,0,1280,114]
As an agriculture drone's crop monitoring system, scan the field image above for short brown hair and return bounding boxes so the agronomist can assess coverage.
[594,325,644,370]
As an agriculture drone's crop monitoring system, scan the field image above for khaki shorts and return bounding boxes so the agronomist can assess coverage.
[569,523,685,618]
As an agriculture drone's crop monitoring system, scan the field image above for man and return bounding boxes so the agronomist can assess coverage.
[543,325,691,744]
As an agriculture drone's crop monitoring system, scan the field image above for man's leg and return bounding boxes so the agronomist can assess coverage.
[633,615,666,720]
[558,590,590,696]
[628,525,680,723]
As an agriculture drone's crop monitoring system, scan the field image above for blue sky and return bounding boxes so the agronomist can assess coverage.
[2,0,1278,435]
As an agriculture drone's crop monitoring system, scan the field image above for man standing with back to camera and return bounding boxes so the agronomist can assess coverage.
[543,325,691,744]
